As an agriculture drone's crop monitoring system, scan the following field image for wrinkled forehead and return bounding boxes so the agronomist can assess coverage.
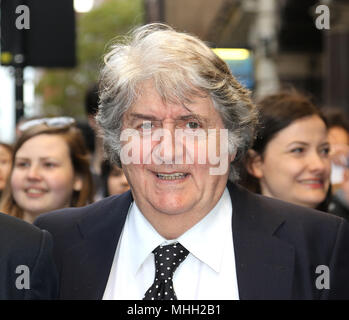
[143,77,210,103]
[126,80,216,118]
[134,69,209,103]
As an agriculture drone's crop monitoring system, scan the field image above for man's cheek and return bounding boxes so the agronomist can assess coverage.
[120,130,142,165]
[207,129,230,176]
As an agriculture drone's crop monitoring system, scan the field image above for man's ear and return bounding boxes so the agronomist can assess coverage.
[73,175,83,192]
[229,149,237,163]
[246,149,264,179]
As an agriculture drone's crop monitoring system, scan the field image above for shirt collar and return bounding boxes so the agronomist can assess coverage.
[127,187,232,275]
[127,202,165,276]
[177,188,232,273]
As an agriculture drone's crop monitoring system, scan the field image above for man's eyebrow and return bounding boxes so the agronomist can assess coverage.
[128,113,206,122]
[177,114,210,125]
[176,114,201,121]
[128,113,160,121]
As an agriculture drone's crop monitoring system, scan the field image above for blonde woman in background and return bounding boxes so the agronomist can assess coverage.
[0,118,94,223]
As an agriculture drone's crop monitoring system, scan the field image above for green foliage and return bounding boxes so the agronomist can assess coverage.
[35,0,144,118]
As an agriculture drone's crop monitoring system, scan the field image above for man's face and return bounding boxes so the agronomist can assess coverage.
[121,81,232,223]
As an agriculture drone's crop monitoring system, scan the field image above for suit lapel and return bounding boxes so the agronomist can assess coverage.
[59,184,295,299]
[59,192,133,300]
[229,183,295,299]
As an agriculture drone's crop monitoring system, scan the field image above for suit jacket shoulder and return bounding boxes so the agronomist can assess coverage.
[0,212,59,300]
[34,192,133,299]
[34,185,349,299]
[35,192,132,248]
[231,183,349,299]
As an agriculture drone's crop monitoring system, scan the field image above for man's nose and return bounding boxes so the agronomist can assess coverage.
[158,125,177,164]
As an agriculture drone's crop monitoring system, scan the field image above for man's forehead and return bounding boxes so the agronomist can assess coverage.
[127,85,215,119]
[126,104,197,120]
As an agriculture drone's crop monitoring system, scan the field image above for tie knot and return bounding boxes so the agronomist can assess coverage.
[152,242,189,280]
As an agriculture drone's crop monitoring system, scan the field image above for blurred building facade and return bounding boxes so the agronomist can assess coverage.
[144,0,349,113]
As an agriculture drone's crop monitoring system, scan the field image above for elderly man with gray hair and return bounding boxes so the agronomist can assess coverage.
[35,23,349,300]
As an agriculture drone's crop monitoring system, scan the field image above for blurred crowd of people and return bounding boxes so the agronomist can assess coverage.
[0,85,130,224]
[1,86,349,224]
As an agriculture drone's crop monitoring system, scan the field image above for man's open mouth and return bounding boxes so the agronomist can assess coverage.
[155,172,189,180]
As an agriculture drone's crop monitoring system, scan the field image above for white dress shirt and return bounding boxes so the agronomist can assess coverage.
[102,187,239,300]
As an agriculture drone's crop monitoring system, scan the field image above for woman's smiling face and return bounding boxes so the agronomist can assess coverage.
[11,134,82,220]
[250,115,331,208]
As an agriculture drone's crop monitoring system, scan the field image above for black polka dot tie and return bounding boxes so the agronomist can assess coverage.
[143,242,189,300]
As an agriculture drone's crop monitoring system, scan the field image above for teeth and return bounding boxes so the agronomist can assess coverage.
[301,180,322,184]
[27,188,44,194]
[156,173,188,180]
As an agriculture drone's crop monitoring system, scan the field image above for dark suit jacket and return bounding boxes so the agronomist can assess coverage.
[34,182,349,300]
[0,212,58,299]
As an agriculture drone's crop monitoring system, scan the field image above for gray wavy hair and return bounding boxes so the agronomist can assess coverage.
[96,23,258,181]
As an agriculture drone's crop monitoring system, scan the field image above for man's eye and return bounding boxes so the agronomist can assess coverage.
[186,121,200,129]
[140,121,153,130]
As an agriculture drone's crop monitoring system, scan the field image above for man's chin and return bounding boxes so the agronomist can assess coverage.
[150,201,195,217]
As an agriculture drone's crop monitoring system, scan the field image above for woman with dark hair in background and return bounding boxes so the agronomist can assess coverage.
[100,160,129,197]
[0,118,94,223]
[239,90,331,212]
